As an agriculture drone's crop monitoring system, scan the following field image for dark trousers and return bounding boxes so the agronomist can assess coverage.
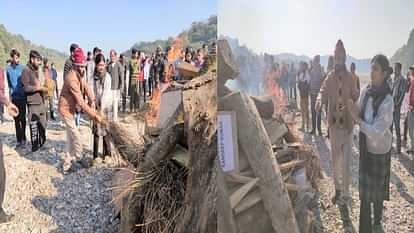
[122,89,127,113]
[93,134,111,159]
[45,96,55,121]
[391,107,402,151]
[139,80,147,103]
[148,77,153,97]
[12,98,27,143]
[359,199,383,233]
[404,114,408,141]
[129,83,140,112]
[310,93,322,133]
[289,86,297,100]
[28,104,47,152]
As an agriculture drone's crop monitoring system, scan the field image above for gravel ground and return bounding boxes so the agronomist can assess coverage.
[0,115,119,233]
[294,112,414,233]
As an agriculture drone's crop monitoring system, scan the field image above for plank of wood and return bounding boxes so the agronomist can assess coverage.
[234,189,262,215]
[217,160,239,233]
[262,117,288,144]
[225,173,255,184]
[230,178,260,209]
[285,183,306,192]
[175,73,217,233]
[220,91,300,233]
[280,159,307,172]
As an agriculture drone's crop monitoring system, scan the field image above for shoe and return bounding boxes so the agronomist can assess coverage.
[318,130,323,136]
[15,142,23,149]
[310,130,316,135]
[63,160,82,173]
[0,210,14,224]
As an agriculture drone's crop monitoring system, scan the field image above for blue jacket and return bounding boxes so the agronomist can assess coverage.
[6,64,26,100]
[51,68,58,81]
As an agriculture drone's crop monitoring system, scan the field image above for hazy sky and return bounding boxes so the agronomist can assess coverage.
[0,0,216,55]
[219,0,414,59]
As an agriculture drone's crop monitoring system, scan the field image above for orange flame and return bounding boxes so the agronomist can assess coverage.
[165,38,183,83]
[264,66,287,114]
[146,88,161,126]
[146,38,182,127]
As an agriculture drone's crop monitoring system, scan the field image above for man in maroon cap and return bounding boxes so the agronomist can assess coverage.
[0,86,18,223]
[316,40,359,209]
[59,47,102,172]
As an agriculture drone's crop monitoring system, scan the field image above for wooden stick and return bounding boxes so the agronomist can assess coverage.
[230,178,259,209]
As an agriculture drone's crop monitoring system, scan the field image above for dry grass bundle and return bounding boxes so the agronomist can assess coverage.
[134,159,188,233]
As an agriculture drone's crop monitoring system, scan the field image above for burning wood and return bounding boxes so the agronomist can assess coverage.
[218,39,321,233]
[107,53,217,233]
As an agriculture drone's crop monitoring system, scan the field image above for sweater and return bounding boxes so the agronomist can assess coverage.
[6,63,26,100]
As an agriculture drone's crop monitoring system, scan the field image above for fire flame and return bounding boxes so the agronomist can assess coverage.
[146,88,161,126]
[264,66,287,114]
[145,38,182,127]
[165,38,183,83]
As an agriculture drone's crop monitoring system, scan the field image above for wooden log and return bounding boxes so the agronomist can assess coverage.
[279,159,307,172]
[107,122,144,167]
[217,160,239,233]
[139,122,184,172]
[225,173,255,184]
[219,91,300,233]
[119,183,142,233]
[262,117,288,144]
[111,168,135,219]
[250,95,275,119]
[235,191,275,233]
[175,73,217,233]
[285,183,306,192]
[217,39,240,86]
[284,123,301,143]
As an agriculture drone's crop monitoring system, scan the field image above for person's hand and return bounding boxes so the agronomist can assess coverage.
[7,103,19,117]
[409,105,414,112]
[347,99,361,124]
[39,86,48,92]
[95,114,103,124]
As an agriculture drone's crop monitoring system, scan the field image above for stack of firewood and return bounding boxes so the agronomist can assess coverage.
[218,39,322,233]
[107,57,217,233]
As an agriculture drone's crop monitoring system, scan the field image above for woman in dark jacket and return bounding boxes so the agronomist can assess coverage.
[349,54,394,233]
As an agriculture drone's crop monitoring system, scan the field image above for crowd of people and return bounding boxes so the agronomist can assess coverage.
[0,41,215,223]
[262,39,413,232]
[273,39,413,233]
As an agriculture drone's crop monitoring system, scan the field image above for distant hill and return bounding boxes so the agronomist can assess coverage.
[124,15,217,56]
[0,24,67,70]
[391,29,414,73]
[221,36,370,74]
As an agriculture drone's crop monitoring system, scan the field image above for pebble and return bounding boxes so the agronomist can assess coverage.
[0,119,119,233]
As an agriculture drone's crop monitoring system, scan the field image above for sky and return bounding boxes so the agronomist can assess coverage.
[0,0,216,55]
[219,0,414,59]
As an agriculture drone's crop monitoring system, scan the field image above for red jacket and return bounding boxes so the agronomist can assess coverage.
[409,76,414,107]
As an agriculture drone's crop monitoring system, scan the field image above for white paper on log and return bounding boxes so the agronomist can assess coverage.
[218,111,239,172]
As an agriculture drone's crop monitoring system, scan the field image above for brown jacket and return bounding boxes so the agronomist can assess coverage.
[21,63,44,105]
[58,70,96,120]
[319,70,359,132]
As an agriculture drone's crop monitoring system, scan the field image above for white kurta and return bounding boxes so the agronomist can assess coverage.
[358,86,394,154]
